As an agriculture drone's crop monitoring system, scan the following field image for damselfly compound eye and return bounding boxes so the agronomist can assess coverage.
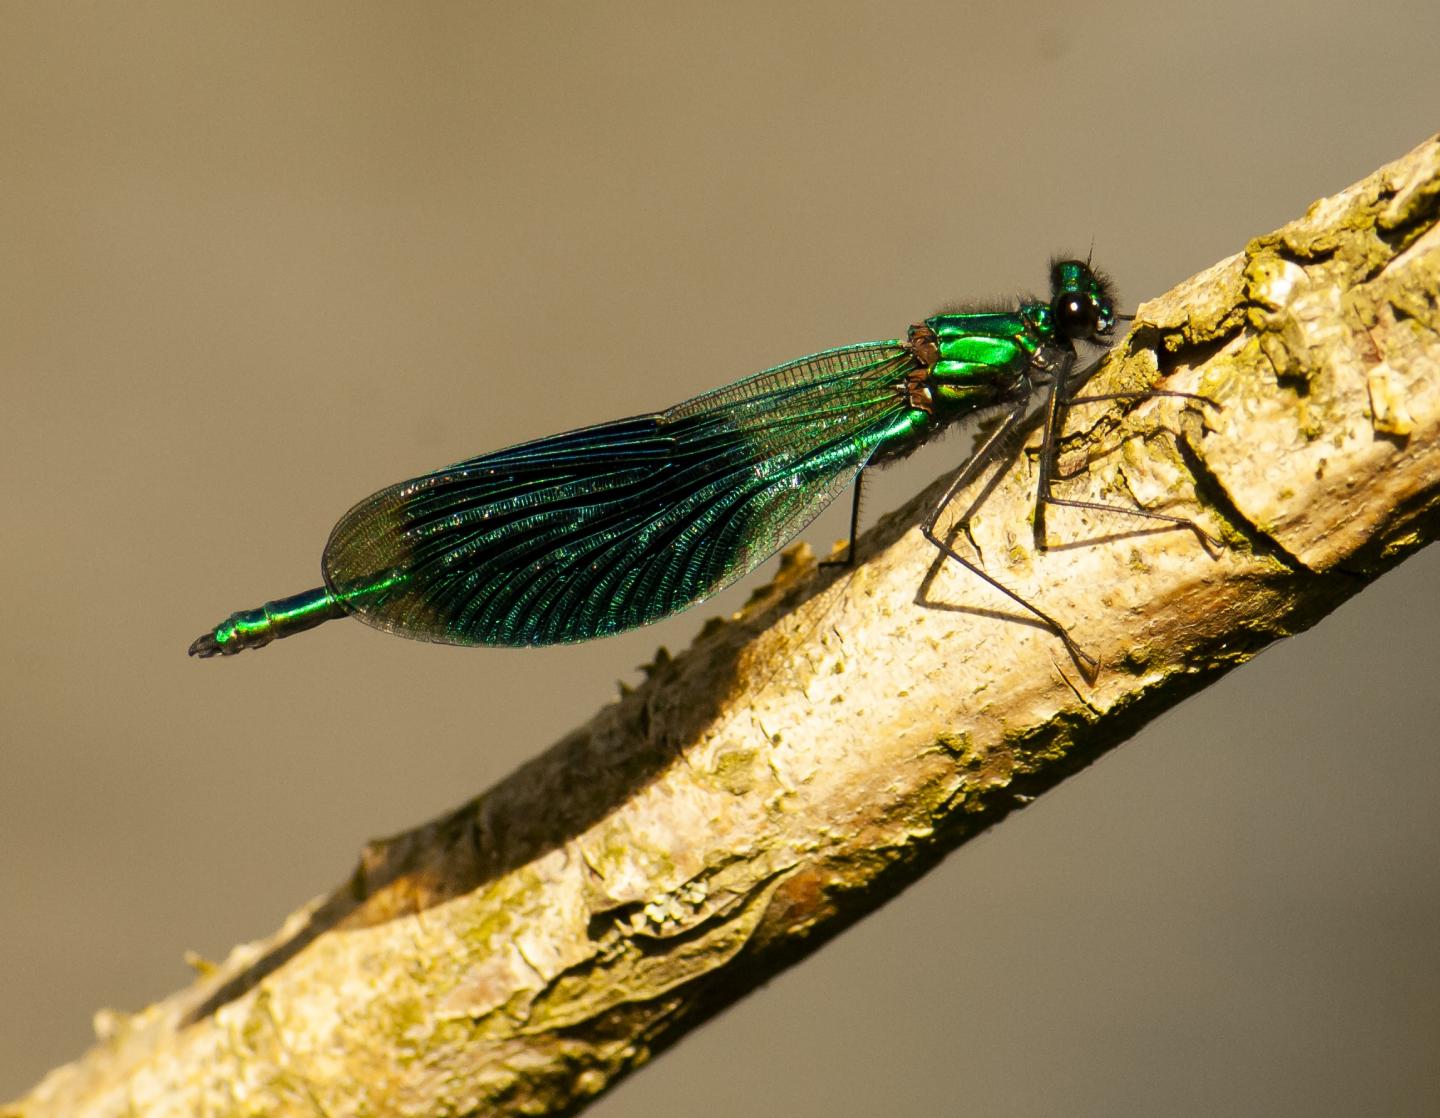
[1054,292,1099,340]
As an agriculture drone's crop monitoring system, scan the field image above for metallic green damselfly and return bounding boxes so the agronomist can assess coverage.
[189,260,1211,667]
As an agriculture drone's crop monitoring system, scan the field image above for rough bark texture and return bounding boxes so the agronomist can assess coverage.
[10,136,1440,1118]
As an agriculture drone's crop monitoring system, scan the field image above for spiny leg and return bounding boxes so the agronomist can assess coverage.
[820,468,867,570]
[1049,390,1213,482]
[1035,358,1223,553]
[920,400,1096,673]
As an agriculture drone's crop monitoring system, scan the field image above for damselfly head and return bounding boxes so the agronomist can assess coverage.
[1049,258,1117,343]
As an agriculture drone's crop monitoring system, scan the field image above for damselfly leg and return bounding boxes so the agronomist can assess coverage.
[1035,352,1222,554]
[915,349,1220,672]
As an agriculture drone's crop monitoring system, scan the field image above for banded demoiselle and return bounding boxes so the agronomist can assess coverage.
[189,259,1209,667]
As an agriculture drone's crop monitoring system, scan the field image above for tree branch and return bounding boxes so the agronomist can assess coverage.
[11,135,1440,1118]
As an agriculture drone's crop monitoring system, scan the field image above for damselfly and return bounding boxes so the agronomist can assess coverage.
[189,259,1211,667]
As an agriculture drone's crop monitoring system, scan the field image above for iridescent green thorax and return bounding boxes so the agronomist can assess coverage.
[926,311,1040,355]
[915,310,1039,413]
[913,259,1116,415]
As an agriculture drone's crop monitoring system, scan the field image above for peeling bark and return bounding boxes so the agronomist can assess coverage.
[10,135,1440,1118]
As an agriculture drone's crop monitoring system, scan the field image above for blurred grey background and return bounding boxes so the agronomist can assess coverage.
[3,2,1438,1114]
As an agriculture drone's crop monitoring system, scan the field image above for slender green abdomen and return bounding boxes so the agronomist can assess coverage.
[187,573,405,657]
